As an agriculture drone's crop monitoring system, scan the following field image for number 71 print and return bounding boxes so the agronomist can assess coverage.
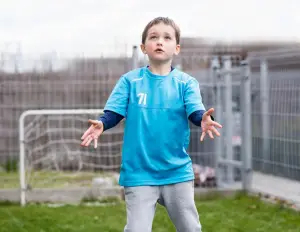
[138,93,147,105]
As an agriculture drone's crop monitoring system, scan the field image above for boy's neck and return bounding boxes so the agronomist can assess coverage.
[148,61,172,76]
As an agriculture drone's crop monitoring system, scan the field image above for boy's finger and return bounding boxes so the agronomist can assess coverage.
[204,108,214,116]
[81,127,92,140]
[211,121,222,128]
[200,131,206,141]
[207,130,214,139]
[85,136,94,147]
[80,136,89,146]
[94,138,98,149]
[88,119,101,128]
[211,126,220,137]
[81,135,93,147]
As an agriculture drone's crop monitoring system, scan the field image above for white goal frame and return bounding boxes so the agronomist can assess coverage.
[19,109,104,206]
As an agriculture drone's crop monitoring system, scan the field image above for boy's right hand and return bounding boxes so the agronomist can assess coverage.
[80,119,104,149]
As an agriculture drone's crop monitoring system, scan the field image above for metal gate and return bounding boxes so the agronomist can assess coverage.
[185,55,252,191]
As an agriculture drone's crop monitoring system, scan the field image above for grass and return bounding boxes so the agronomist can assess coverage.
[0,194,299,232]
[0,171,118,189]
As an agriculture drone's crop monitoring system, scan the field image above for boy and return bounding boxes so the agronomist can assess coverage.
[81,17,222,232]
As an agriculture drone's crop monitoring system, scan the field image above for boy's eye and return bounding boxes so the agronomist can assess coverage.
[150,36,157,39]
[165,36,171,40]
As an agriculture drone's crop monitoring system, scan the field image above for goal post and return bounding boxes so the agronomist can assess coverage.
[19,109,123,206]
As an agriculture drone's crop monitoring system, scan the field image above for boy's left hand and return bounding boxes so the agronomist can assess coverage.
[200,108,222,142]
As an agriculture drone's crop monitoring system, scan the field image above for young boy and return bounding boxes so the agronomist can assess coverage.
[81,17,222,232]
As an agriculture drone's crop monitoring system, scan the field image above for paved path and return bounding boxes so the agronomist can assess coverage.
[251,171,300,208]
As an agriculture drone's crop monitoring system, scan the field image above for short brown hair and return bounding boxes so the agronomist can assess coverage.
[141,17,181,45]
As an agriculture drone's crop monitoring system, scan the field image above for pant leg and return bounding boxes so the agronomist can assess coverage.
[124,186,159,232]
[160,181,202,232]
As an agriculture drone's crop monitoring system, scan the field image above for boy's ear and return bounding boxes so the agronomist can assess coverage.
[174,44,181,55]
[140,44,147,54]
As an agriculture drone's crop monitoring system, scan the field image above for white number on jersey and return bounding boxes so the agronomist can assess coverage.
[138,93,147,105]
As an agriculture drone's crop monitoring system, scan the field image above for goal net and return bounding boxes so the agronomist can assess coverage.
[19,109,124,205]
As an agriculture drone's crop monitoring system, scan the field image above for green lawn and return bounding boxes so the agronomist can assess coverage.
[0,194,299,232]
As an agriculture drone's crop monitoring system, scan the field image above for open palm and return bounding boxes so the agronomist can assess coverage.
[200,108,222,142]
[80,120,104,148]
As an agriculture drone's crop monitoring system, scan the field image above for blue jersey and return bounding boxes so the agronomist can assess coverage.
[104,66,206,186]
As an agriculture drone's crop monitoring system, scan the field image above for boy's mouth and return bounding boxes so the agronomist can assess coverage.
[155,48,164,53]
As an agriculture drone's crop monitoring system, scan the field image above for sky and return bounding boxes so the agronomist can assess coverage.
[1,0,300,58]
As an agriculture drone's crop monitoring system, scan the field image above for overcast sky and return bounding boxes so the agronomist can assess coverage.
[1,0,300,58]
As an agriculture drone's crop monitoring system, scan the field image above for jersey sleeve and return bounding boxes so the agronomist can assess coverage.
[104,75,129,117]
[184,78,206,117]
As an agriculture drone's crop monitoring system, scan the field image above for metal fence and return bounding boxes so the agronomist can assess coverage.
[0,46,299,206]
[182,48,300,185]
[248,49,300,181]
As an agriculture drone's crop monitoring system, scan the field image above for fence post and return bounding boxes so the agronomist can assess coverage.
[223,56,234,183]
[19,112,26,206]
[211,56,223,187]
[260,59,270,172]
[240,59,252,191]
[132,45,139,69]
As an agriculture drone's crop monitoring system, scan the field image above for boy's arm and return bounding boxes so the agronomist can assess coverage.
[188,110,215,127]
[98,110,124,131]
[104,75,129,117]
[184,78,206,117]
[100,75,129,130]
[184,78,214,126]
[81,75,129,148]
[184,76,221,141]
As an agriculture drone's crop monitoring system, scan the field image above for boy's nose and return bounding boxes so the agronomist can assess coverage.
[157,37,163,45]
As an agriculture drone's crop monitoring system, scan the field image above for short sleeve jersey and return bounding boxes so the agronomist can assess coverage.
[104,66,206,186]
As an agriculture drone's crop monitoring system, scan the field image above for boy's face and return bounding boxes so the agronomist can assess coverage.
[141,23,180,64]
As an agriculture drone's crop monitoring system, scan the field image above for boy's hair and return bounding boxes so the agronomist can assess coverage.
[141,17,181,45]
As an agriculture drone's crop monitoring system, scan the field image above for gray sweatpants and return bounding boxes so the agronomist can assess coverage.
[123,180,202,232]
